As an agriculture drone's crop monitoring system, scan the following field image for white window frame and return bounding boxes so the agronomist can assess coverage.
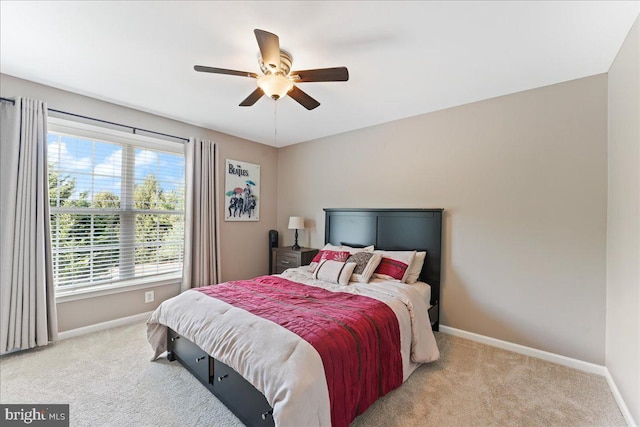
[48,117,185,301]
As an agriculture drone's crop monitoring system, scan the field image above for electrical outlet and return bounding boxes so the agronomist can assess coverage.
[144,290,154,303]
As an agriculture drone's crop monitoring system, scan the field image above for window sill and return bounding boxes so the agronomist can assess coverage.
[55,274,181,303]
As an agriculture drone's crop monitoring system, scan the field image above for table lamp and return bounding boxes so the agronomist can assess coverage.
[288,216,305,250]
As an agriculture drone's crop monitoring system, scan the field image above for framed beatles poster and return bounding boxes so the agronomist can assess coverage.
[225,159,260,221]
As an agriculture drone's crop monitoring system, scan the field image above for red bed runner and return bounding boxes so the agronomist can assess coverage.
[196,275,402,427]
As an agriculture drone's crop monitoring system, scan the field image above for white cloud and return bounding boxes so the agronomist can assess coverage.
[50,144,160,178]
[94,149,158,177]
[136,150,158,166]
[48,142,91,171]
[94,148,122,176]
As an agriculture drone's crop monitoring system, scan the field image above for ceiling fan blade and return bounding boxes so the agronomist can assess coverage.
[254,29,280,71]
[288,86,320,110]
[290,67,349,83]
[194,65,258,78]
[239,87,265,107]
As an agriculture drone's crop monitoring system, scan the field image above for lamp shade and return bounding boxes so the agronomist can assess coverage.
[288,216,305,230]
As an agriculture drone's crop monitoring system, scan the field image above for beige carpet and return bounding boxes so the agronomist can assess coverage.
[0,322,624,426]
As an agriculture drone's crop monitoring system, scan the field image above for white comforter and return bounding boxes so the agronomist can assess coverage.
[147,268,439,427]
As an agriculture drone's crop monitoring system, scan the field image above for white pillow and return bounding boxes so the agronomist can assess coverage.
[373,250,416,283]
[313,260,357,286]
[345,252,382,283]
[405,251,426,284]
[321,243,374,254]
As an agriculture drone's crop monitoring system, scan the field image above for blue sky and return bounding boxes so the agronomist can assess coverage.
[48,132,184,204]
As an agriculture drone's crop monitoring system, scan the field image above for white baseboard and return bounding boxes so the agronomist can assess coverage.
[604,368,638,427]
[58,311,153,341]
[439,325,637,426]
[439,325,607,375]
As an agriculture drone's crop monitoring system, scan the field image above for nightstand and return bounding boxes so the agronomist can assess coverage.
[271,247,319,274]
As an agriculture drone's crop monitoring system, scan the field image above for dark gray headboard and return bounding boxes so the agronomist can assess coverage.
[324,208,443,306]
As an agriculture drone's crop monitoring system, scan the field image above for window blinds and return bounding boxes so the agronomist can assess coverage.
[48,130,185,290]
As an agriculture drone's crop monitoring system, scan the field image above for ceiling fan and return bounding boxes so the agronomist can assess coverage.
[194,29,349,110]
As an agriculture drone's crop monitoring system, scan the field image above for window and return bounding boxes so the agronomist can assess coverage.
[47,119,185,293]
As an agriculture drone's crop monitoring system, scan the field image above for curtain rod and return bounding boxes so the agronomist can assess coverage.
[0,96,188,143]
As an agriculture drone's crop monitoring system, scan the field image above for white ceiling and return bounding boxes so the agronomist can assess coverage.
[1,1,638,147]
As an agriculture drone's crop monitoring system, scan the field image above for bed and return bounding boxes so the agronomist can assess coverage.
[147,208,443,427]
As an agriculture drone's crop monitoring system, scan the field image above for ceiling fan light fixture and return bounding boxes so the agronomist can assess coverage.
[194,29,347,109]
[257,74,294,100]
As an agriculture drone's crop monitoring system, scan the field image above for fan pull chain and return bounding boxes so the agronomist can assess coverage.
[273,100,278,146]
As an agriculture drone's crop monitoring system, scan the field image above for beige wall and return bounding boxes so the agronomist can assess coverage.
[277,75,608,364]
[606,16,640,425]
[0,73,278,332]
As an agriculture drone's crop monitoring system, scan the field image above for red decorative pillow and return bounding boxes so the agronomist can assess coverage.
[311,250,351,264]
[374,257,411,281]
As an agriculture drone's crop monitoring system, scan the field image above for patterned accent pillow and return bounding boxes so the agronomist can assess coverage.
[313,260,357,286]
[345,252,381,283]
[373,250,416,282]
[309,250,351,269]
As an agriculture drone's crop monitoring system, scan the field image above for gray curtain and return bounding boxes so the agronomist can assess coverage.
[182,137,218,290]
[0,97,58,354]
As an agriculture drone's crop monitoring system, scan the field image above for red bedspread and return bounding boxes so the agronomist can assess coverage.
[196,275,402,427]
